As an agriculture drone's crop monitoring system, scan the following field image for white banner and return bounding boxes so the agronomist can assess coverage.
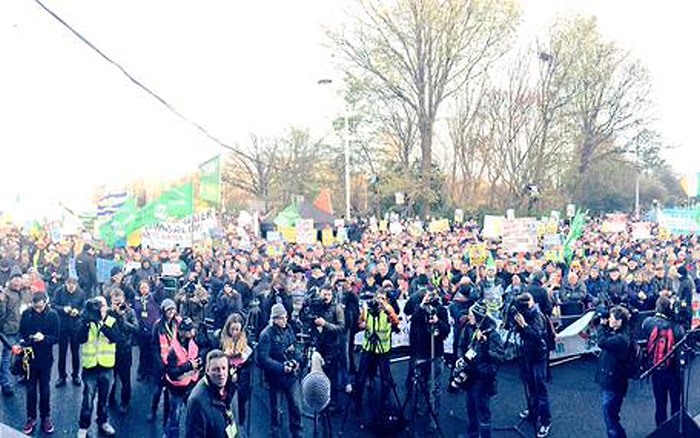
[141,211,219,250]
[631,222,652,240]
[501,218,538,253]
[296,219,316,245]
[482,215,505,239]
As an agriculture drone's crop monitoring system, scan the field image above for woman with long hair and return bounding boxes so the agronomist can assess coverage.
[220,313,252,433]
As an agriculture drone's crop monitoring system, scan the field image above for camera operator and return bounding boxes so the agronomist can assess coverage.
[76,296,121,438]
[640,296,685,427]
[257,303,302,438]
[174,279,209,328]
[164,318,203,438]
[512,292,552,438]
[107,288,138,414]
[353,287,401,414]
[301,283,345,413]
[404,285,449,414]
[454,301,506,438]
[53,276,85,387]
[596,305,633,438]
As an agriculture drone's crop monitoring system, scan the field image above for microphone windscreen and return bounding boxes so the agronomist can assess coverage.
[301,370,331,412]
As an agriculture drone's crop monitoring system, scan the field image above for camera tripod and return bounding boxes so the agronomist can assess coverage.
[401,356,444,438]
[493,329,537,438]
[339,319,403,436]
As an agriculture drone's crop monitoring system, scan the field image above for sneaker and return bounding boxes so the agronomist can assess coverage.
[55,377,67,388]
[42,417,55,434]
[72,376,82,386]
[518,409,529,419]
[537,424,551,438]
[23,418,37,434]
[345,383,353,393]
[99,422,116,436]
[77,428,88,438]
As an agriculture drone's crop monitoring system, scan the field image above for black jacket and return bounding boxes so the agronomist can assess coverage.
[75,252,97,293]
[257,323,300,389]
[516,306,548,362]
[185,377,235,438]
[524,281,552,317]
[108,308,138,353]
[19,306,60,368]
[53,285,86,335]
[595,325,631,394]
[404,292,450,359]
[459,321,506,391]
[641,313,685,371]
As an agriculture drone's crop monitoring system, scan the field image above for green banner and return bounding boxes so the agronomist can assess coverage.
[139,182,194,228]
[199,155,221,206]
[563,210,586,265]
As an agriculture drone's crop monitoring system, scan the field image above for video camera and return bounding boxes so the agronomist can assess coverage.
[504,298,530,330]
[301,297,327,326]
[83,298,103,324]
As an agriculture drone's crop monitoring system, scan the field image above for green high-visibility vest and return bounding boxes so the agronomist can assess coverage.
[82,316,116,369]
[362,311,392,354]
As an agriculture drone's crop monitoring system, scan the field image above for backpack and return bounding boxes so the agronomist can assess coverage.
[646,326,675,370]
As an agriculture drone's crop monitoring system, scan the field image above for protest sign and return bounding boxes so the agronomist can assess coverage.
[544,234,564,262]
[321,228,334,246]
[96,258,118,284]
[279,226,297,243]
[631,222,652,240]
[454,209,464,224]
[141,210,219,250]
[266,231,282,242]
[482,215,505,239]
[336,227,347,244]
[161,262,183,277]
[428,219,450,233]
[389,221,403,235]
[602,214,627,233]
[658,208,700,235]
[501,218,538,253]
[468,243,489,267]
[296,219,316,245]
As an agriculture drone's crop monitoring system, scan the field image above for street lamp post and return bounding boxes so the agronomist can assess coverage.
[318,78,351,221]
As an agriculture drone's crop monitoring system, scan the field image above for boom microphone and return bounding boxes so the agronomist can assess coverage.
[301,351,331,412]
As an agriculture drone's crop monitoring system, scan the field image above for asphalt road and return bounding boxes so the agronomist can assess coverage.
[1,349,700,438]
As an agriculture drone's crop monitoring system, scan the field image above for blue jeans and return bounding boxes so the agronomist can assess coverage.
[0,333,18,388]
[601,390,626,438]
[164,390,185,438]
[524,358,551,426]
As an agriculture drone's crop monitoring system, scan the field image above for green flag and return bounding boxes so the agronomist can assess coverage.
[563,210,586,265]
[139,183,194,227]
[199,155,221,206]
[99,198,139,247]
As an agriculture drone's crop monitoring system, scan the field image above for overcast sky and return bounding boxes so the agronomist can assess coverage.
[1,0,698,217]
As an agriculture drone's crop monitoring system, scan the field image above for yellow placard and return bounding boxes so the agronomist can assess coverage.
[127,229,141,247]
[428,219,450,233]
[469,243,488,266]
[321,228,334,246]
[379,221,388,232]
[279,226,297,243]
[658,227,670,241]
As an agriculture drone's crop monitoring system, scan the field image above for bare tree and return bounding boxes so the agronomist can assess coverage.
[330,0,520,213]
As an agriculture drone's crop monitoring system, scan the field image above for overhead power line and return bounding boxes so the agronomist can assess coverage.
[32,0,254,162]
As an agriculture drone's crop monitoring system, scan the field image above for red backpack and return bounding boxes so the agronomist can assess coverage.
[647,326,675,369]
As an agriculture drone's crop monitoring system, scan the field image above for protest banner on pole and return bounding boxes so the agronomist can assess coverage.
[601,214,627,233]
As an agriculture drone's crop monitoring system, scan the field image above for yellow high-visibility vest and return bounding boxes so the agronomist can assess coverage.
[82,316,116,369]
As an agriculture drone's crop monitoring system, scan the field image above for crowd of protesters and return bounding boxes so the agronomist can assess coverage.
[0,213,697,437]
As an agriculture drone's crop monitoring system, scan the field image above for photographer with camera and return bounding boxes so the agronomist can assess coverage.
[596,305,633,438]
[257,303,303,438]
[301,283,345,413]
[53,276,85,388]
[454,301,506,438]
[512,292,552,438]
[174,277,209,328]
[76,296,122,438]
[403,285,449,414]
[164,317,203,438]
[640,296,685,427]
[353,287,401,415]
[107,288,138,414]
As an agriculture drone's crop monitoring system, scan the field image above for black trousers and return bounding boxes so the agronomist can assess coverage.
[110,349,132,406]
[27,363,52,420]
[57,330,81,379]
